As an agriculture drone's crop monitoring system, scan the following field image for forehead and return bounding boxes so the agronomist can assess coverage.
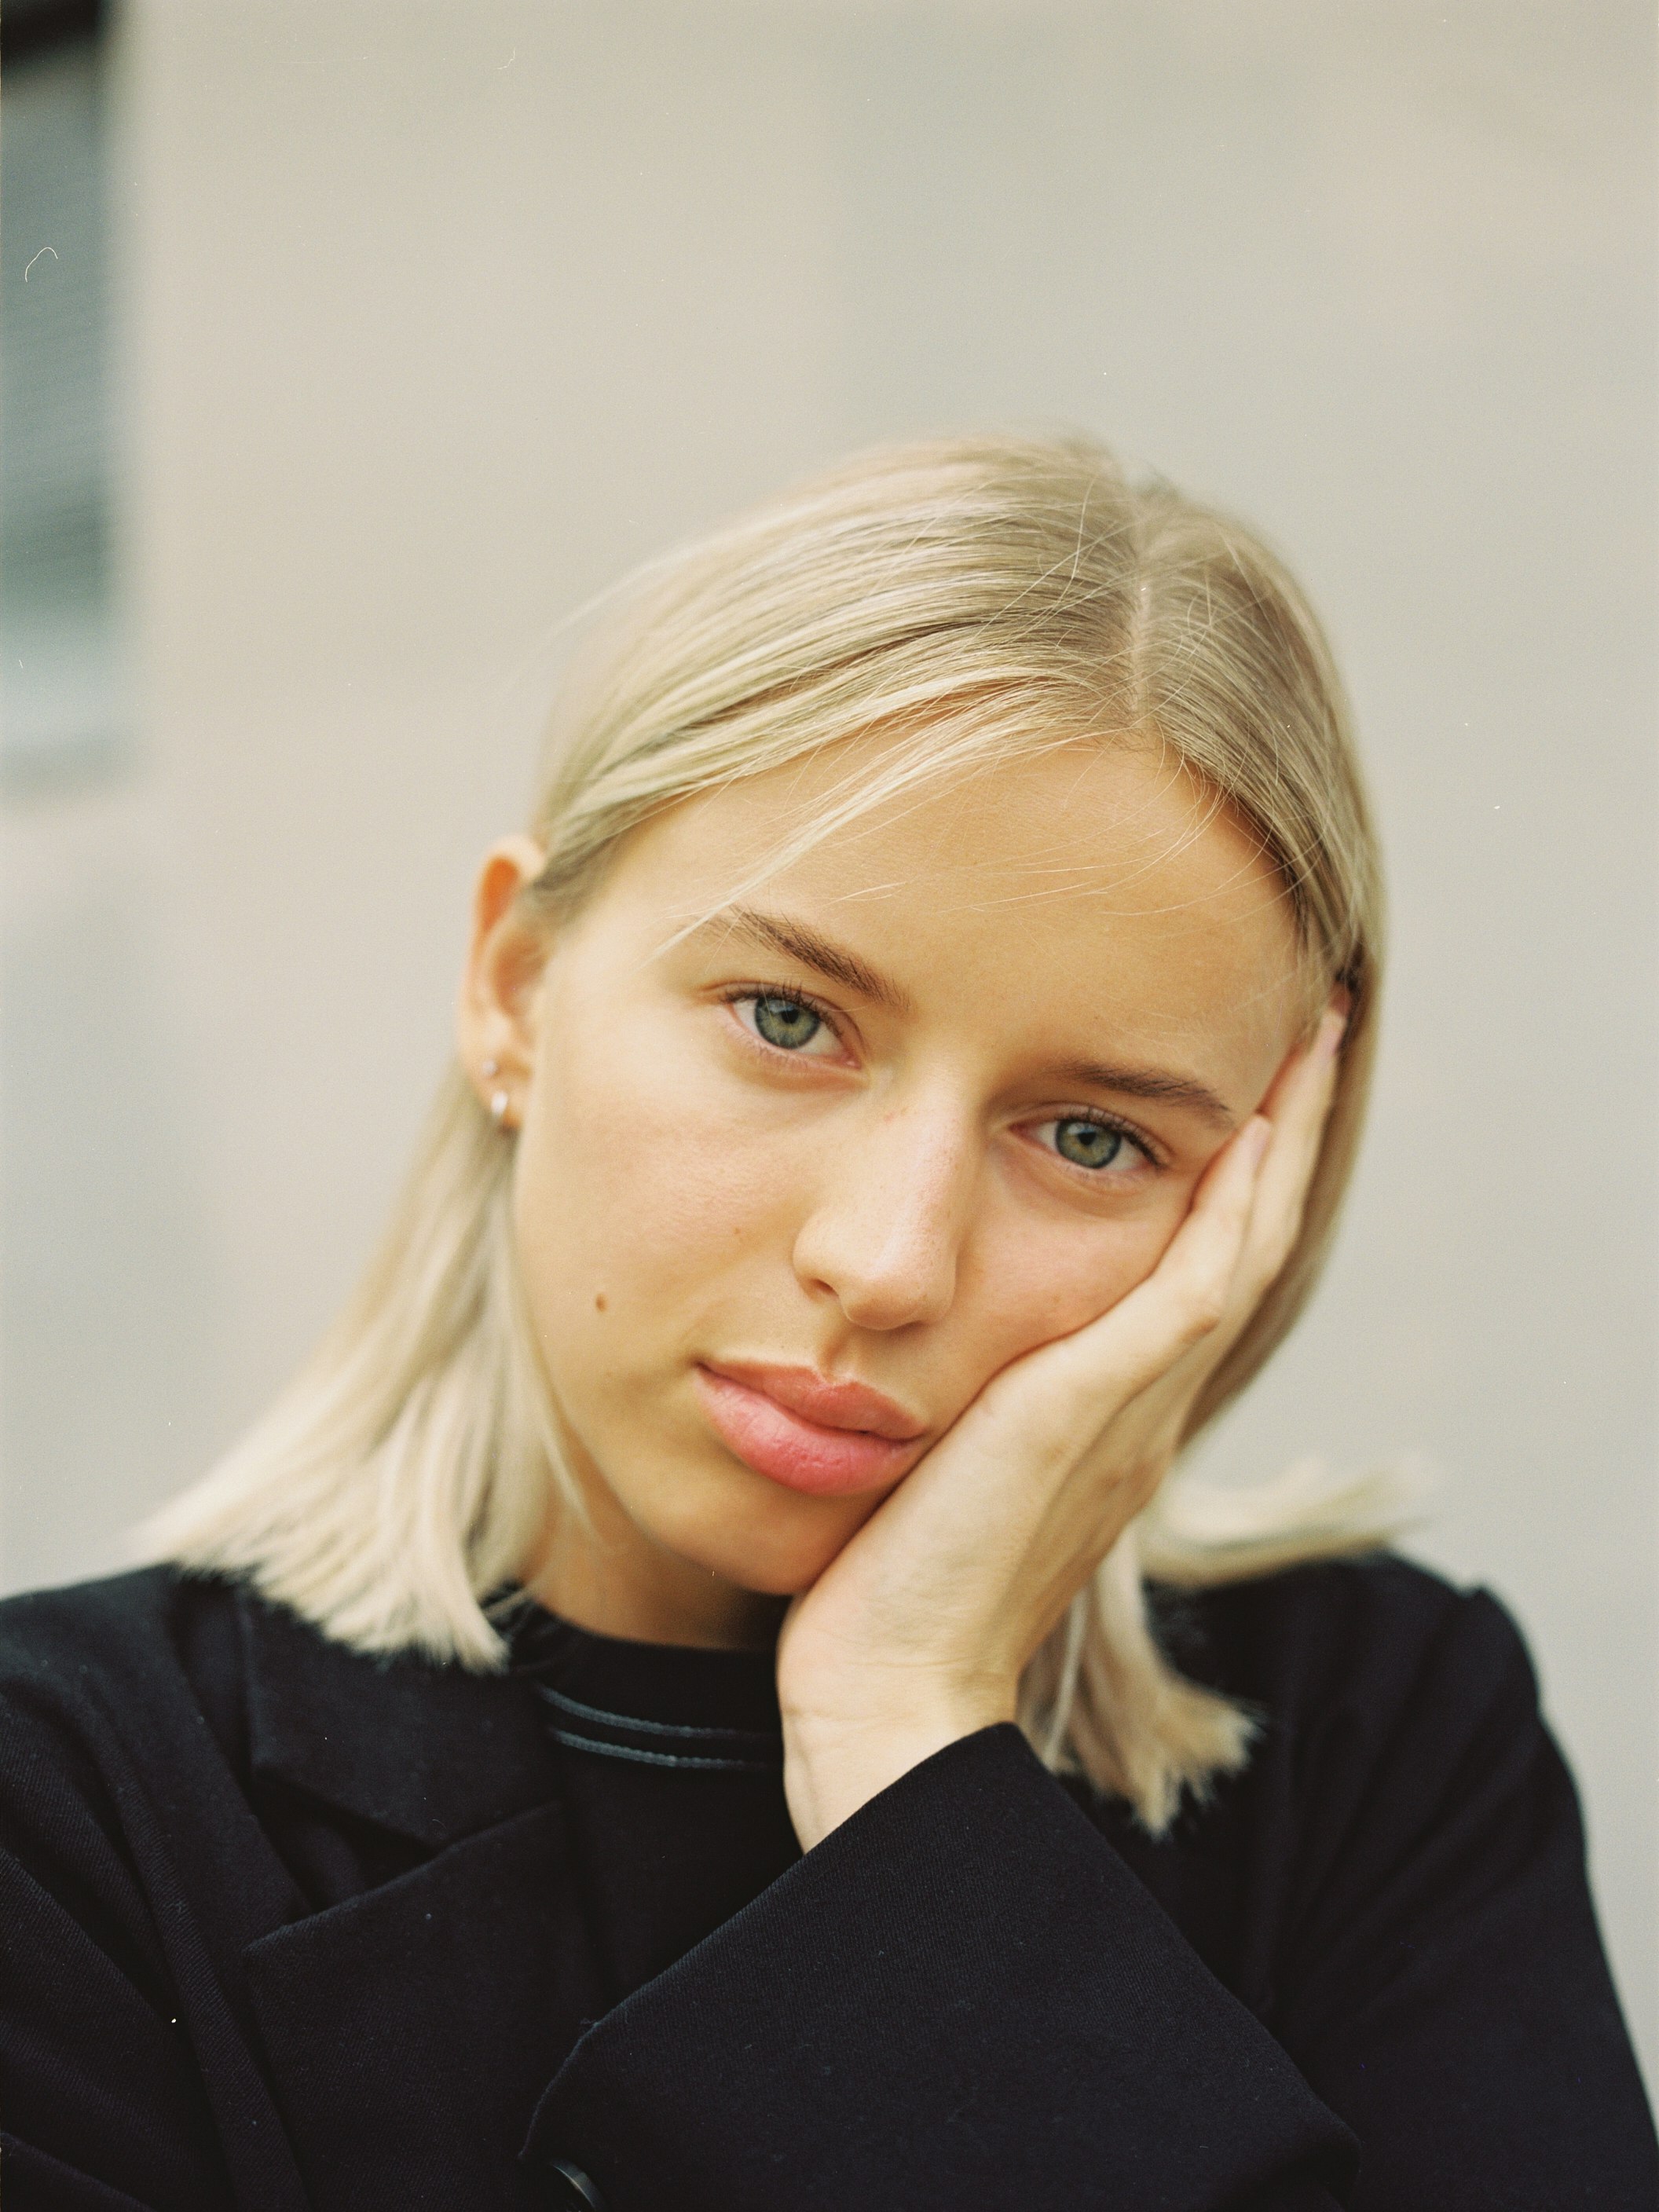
[621,735,1304,1055]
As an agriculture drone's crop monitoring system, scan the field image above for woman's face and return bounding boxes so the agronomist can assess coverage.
[467,738,1306,1645]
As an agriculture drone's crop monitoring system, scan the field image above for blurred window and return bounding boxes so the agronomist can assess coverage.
[2,0,126,791]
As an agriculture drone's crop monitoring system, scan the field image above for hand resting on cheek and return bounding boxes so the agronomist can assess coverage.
[777,1005,1346,1849]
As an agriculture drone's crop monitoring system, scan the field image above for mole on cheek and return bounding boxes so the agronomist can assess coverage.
[594,1292,608,1313]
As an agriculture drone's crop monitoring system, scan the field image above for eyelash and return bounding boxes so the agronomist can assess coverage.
[717,980,849,1051]
[1038,1111,1161,1178]
[716,983,1165,1176]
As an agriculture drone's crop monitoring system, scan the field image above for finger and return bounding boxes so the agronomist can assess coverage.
[1145,1109,1274,1345]
[1257,1002,1344,1187]
[1236,1005,1346,1290]
[1071,1011,1340,1409]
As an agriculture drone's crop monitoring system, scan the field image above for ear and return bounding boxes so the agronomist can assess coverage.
[456,835,551,1130]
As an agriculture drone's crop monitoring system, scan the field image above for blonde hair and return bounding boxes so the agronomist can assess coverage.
[142,433,1416,1831]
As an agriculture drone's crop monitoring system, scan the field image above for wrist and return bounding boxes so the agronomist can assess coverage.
[782,1697,1012,1851]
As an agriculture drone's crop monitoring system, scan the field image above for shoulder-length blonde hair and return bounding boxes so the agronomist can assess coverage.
[143,434,1414,1831]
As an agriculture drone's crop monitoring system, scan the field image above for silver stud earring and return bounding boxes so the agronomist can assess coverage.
[480,1060,510,1126]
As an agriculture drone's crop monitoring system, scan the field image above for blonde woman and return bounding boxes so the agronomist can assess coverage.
[1,438,1651,2211]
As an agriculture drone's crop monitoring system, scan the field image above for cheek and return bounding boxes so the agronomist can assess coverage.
[511,1015,797,1353]
[961,1185,1193,1372]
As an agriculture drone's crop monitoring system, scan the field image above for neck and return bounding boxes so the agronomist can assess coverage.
[522,1498,787,1651]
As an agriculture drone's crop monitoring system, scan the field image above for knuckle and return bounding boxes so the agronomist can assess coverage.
[1177,1284,1229,1341]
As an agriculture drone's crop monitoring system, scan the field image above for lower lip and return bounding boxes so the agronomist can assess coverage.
[691,1367,925,1498]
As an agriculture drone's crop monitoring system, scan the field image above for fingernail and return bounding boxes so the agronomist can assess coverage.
[1317,1006,1347,1060]
[1245,1115,1272,1166]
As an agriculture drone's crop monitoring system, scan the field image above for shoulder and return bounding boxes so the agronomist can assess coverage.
[1166,1551,1535,1701]
[1165,1553,1551,1798]
[1175,1550,1533,1690]
[0,1568,553,1872]
[0,1565,244,1793]
[0,1562,219,1697]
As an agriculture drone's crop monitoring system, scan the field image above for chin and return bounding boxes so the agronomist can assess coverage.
[646,1460,881,1597]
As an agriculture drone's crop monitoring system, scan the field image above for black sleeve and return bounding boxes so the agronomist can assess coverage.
[520,1725,1358,2212]
[520,1579,1659,2212]
[1265,1585,1658,2212]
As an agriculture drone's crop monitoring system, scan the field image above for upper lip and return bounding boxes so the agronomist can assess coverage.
[701,1361,928,1441]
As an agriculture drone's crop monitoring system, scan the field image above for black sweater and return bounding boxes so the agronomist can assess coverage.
[0,1558,1652,2210]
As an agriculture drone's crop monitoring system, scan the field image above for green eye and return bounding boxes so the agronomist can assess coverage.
[1053,1118,1128,1170]
[753,994,823,1050]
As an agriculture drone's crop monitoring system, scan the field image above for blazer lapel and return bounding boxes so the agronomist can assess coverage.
[236,1586,553,1847]
[233,1591,609,2209]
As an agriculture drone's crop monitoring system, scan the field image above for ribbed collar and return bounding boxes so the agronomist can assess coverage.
[503,1594,784,1772]
[236,1580,785,1847]
[504,1596,780,1725]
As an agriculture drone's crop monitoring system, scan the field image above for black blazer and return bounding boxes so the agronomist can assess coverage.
[0,1560,1653,2210]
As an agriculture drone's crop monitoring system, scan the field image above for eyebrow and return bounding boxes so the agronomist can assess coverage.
[712,905,915,1015]
[1049,1058,1237,1131]
[706,904,1237,1129]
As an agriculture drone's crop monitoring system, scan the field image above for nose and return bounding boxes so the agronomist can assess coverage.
[790,1091,978,1332]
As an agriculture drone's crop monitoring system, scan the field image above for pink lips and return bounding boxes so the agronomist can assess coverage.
[692,1361,930,1497]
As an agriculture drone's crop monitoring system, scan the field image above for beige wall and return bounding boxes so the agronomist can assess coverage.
[3,0,1653,2081]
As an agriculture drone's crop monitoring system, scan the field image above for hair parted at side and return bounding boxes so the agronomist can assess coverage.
[141,432,1417,1833]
